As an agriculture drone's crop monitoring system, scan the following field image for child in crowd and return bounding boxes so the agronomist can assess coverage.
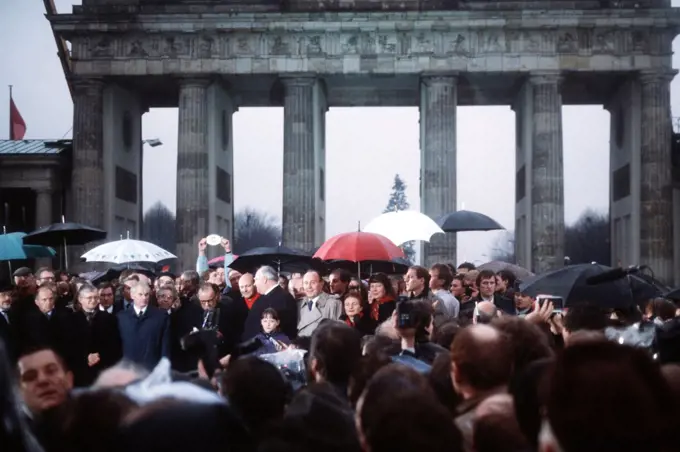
[252,308,291,356]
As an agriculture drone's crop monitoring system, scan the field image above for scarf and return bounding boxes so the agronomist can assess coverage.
[244,293,261,310]
[344,311,363,327]
[371,296,394,321]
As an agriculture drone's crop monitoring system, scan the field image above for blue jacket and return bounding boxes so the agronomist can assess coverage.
[117,305,170,370]
[252,332,291,356]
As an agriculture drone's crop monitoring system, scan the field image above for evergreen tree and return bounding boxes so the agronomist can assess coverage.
[383,174,415,263]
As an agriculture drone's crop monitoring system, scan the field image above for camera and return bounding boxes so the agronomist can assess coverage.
[396,300,416,329]
[537,295,564,313]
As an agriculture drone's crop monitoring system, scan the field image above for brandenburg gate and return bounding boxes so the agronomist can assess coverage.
[48,0,680,285]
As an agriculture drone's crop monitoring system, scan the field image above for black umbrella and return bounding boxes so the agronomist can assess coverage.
[436,210,504,232]
[23,221,107,246]
[518,263,635,310]
[229,245,312,274]
[665,287,680,301]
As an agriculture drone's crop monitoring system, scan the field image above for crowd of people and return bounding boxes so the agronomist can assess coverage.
[1,237,680,452]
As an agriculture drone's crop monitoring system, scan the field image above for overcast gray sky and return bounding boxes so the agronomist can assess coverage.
[2,0,679,264]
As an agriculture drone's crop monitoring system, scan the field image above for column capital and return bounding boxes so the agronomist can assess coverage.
[639,69,677,85]
[420,72,458,86]
[71,77,104,94]
[528,71,563,85]
[280,74,317,87]
[179,77,211,89]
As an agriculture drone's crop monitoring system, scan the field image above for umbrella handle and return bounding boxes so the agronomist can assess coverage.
[63,236,69,269]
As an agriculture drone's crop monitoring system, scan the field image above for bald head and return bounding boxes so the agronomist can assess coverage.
[475,301,499,324]
[238,273,256,298]
[450,324,512,396]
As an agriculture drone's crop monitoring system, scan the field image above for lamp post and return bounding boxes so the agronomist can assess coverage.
[139,138,163,239]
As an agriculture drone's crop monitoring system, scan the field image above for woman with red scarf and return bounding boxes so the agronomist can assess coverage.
[340,293,377,336]
[367,273,398,324]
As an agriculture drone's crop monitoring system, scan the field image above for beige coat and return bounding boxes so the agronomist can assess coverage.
[297,292,343,337]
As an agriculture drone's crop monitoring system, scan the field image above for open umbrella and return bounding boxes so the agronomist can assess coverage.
[0,232,57,261]
[22,216,107,268]
[666,287,680,301]
[326,257,411,277]
[477,261,534,279]
[363,211,444,246]
[23,220,106,246]
[81,238,176,265]
[314,231,405,263]
[436,210,504,233]
[518,263,634,309]
[229,246,312,274]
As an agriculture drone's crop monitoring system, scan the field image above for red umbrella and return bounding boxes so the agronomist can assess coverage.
[313,231,405,262]
[208,254,238,267]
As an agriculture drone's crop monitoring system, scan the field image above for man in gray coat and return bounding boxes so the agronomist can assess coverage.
[297,270,343,337]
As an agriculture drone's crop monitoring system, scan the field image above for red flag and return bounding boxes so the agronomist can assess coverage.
[9,96,26,140]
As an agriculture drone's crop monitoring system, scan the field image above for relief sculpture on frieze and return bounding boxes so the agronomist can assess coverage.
[128,39,147,58]
[378,35,397,54]
[197,35,214,59]
[557,30,578,53]
[593,30,615,53]
[306,35,323,55]
[450,33,467,56]
[341,35,359,54]
[270,36,290,55]
[90,37,113,57]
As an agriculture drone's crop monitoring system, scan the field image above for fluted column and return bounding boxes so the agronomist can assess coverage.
[420,75,457,266]
[530,72,565,274]
[35,188,54,229]
[639,70,676,284]
[72,79,104,230]
[282,76,318,252]
[176,78,209,271]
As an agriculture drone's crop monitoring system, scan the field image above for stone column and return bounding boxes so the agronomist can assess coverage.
[529,73,565,274]
[176,79,209,271]
[639,70,676,284]
[419,75,457,267]
[35,188,53,229]
[35,188,54,268]
[282,76,318,252]
[72,79,104,230]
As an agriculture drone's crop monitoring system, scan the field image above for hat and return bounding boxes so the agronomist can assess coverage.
[0,280,13,293]
[12,267,33,278]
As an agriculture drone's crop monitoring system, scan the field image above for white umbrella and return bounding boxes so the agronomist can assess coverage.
[81,238,176,264]
[363,211,444,246]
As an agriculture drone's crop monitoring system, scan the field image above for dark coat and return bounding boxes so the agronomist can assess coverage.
[117,305,170,370]
[69,310,122,386]
[217,294,249,354]
[251,332,291,356]
[169,301,203,373]
[0,309,17,362]
[242,286,298,341]
[340,312,378,337]
[21,307,74,366]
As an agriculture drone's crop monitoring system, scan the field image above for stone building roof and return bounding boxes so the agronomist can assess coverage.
[0,139,72,155]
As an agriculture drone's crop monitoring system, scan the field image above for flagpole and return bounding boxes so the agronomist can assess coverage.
[8,85,12,140]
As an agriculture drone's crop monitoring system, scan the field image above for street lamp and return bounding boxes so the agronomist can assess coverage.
[139,138,163,239]
[143,138,163,147]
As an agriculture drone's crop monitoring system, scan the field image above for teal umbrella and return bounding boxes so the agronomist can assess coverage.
[0,232,57,261]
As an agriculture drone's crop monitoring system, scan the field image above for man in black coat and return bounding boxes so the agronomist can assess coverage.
[20,285,74,369]
[70,284,122,386]
[117,281,170,370]
[243,266,298,341]
[0,280,16,361]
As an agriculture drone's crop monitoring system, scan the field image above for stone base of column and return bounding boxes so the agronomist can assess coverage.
[423,234,456,268]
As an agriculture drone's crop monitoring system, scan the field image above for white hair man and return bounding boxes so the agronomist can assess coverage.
[241,266,298,341]
[116,281,170,370]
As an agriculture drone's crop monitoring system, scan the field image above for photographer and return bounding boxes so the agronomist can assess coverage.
[393,299,448,365]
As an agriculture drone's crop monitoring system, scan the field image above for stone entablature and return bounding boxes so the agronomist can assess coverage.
[51,10,680,77]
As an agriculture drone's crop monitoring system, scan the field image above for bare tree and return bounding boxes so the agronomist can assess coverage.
[142,202,176,254]
[489,231,516,263]
[565,209,610,266]
[233,208,282,254]
[487,209,611,268]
